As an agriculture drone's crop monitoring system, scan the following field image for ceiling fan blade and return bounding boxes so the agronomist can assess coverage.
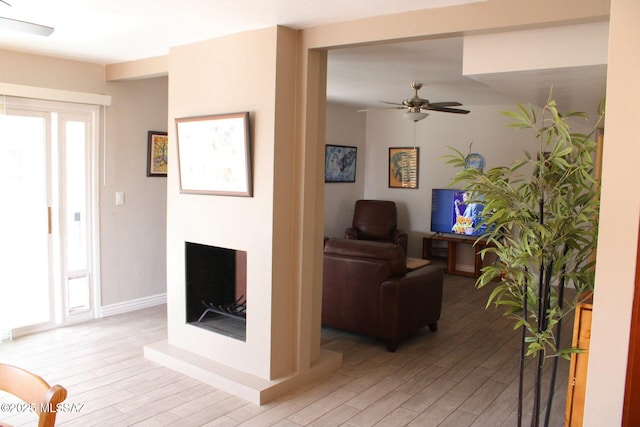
[426,106,470,114]
[0,16,54,36]
[357,106,404,112]
[379,101,404,106]
[428,101,463,108]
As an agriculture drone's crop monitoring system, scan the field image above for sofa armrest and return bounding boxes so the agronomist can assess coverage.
[345,227,358,240]
[379,265,444,344]
[393,228,408,240]
[393,229,408,255]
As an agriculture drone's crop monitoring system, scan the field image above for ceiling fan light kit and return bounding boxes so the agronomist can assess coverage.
[403,110,429,122]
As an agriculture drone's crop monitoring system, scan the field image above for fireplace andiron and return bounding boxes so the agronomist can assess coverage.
[198,295,247,322]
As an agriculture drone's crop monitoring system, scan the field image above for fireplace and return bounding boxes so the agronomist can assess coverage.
[185,242,247,341]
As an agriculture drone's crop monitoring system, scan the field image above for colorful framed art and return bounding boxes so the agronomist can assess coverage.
[389,147,419,189]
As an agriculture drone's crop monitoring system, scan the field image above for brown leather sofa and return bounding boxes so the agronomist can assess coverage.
[345,200,408,255]
[322,238,444,352]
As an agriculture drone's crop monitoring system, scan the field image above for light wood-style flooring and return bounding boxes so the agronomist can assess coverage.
[0,271,572,426]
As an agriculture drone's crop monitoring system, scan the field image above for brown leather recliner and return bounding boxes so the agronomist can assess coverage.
[345,200,408,255]
[322,238,443,352]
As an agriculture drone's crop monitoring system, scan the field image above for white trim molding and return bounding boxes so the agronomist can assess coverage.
[0,83,112,106]
[99,293,167,318]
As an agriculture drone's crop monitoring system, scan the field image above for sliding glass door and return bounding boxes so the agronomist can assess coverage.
[0,97,99,336]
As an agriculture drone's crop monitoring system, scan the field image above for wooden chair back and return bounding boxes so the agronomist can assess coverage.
[0,363,67,427]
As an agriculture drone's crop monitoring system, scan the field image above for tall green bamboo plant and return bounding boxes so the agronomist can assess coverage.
[444,93,604,427]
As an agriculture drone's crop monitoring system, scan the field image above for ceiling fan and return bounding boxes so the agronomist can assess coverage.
[361,82,470,122]
[0,0,54,36]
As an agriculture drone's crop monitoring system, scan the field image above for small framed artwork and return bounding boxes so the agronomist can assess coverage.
[146,131,168,177]
[389,147,419,189]
[176,112,252,196]
[325,144,357,183]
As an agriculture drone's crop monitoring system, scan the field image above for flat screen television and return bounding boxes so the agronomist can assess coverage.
[430,188,489,237]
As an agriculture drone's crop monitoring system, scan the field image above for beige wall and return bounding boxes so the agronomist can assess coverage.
[300,0,609,49]
[166,26,299,380]
[100,76,168,307]
[584,0,640,424]
[0,49,106,93]
[323,103,366,239]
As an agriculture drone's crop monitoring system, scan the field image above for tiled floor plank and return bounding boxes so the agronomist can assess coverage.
[0,269,572,426]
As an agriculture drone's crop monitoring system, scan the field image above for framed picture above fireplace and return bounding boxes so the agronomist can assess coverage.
[176,112,252,196]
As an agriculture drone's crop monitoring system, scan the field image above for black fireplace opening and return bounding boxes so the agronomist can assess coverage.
[185,242,247,341]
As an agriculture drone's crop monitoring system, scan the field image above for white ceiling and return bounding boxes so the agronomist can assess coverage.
[326,35,608,121]
[327,37,515,109]
[0,0,607,120]
[0,0,484,63]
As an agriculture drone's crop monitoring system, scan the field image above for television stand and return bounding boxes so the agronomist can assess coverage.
[422,234,492,278]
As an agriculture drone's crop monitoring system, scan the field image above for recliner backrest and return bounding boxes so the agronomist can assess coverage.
[352,200,398,241]
[323,238,406,276]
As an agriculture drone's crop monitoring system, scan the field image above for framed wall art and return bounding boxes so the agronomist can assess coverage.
[176,112,252,196]
[389,147,419,189]
[146,131,168,177]
[325,144,357,183]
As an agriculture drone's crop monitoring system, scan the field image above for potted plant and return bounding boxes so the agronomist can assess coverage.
[444,93,604,427]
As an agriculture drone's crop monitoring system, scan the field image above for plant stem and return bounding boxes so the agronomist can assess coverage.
[535,261,553,426]
[518,278,526,427]
[544,245,568,427]
[531,197,546,427]
[532,275,544,427]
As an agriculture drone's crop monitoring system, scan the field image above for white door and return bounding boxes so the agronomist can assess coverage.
[0,97,99,336]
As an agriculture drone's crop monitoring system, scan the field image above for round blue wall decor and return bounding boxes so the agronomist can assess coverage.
[465,153,484,171]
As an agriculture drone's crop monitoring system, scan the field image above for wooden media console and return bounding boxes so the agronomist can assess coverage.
[422,234,493,278]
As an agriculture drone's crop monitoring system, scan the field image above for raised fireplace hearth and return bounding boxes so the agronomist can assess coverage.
[185,242,247,341]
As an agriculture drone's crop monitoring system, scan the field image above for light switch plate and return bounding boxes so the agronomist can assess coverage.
[116,192,125,205]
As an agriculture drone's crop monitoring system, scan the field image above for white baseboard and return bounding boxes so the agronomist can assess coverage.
[99,293,167,318]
